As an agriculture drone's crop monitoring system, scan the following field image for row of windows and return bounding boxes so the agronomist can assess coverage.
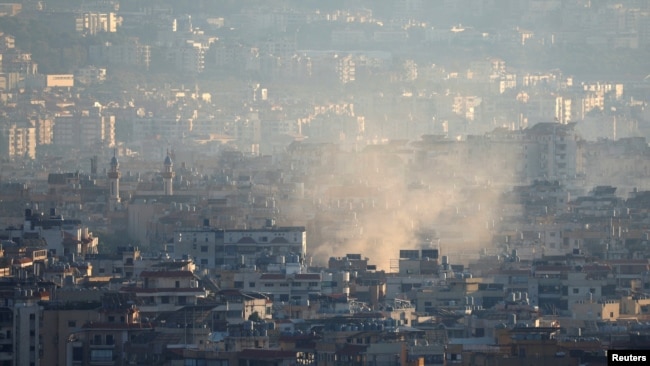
[184,359,229,366]
[91,334,115,345]
[90,349,113,362]
[241,282,319,288]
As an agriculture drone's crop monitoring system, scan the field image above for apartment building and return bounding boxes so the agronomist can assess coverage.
[66,294,153,366]
[120,270,206,313]
[0,122,36,160]
[75,12,119,35]
[89,40,151,69]
[53,113,115,150]
[0,289,43,366]
[171,223,307,270]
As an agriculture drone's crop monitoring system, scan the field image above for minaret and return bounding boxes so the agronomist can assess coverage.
[162,150,175,196]
[107,150,121,211]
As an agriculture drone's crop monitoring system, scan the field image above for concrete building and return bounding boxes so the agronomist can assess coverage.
[171,223,307,270]
[571,299,620,321]
[75,12,119,35]
[0,122,36,160]
[21,208,98,258]
[45,74,74,88]
[66,294,153,366]
[90,40,151,69]
[40,302,100,366]
[0,286,42,366]
[75,66,107,85]
[168,40,213,74]
[119,270,206,313]
[52,113,115,150]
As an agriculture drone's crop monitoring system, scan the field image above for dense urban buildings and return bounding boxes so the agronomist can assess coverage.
[1,1,650,365]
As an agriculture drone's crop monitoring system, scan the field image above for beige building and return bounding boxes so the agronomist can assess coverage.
[53,113,115,149]
[41,305,100,366]
[212,293,272,326]
[46,74,74,88]
[29,115,53,145]
[620,295,650,316]
[0,3,22,16]
[570,300,620,321]
[1,122,36,160]
[168,39,214,74]
[76,66,107,85]
[120,270,206,313]
[75,12,119,34]
[90,39,151,69]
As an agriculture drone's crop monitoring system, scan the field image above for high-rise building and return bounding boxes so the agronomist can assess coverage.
[107,151,121,211]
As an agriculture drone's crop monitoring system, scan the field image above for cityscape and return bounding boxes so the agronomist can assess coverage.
[1,0,650,365]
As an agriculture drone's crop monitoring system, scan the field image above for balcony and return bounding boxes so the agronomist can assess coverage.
[0,341,12,361]
[89,349,114,366]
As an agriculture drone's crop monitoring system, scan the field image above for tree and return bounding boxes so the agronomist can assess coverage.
[248,311,262,322]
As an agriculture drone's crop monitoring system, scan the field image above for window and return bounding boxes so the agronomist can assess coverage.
[234,281,244,289]
[73,347,83,361]
[161,296,170,304]
[249,282,256,288]
[201,246,208,253]
[68,321,76,327]
[90,349,113,362]
[175,281,180,288]
[292,282,302,287]
[308,282,319,287]
[94,334,102,345]
[108,316,115,323]
[264,283,274,287]
[184,359,208,366]
[610,312,614,318]
[106,334,114,345]
[572,288,579,294]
